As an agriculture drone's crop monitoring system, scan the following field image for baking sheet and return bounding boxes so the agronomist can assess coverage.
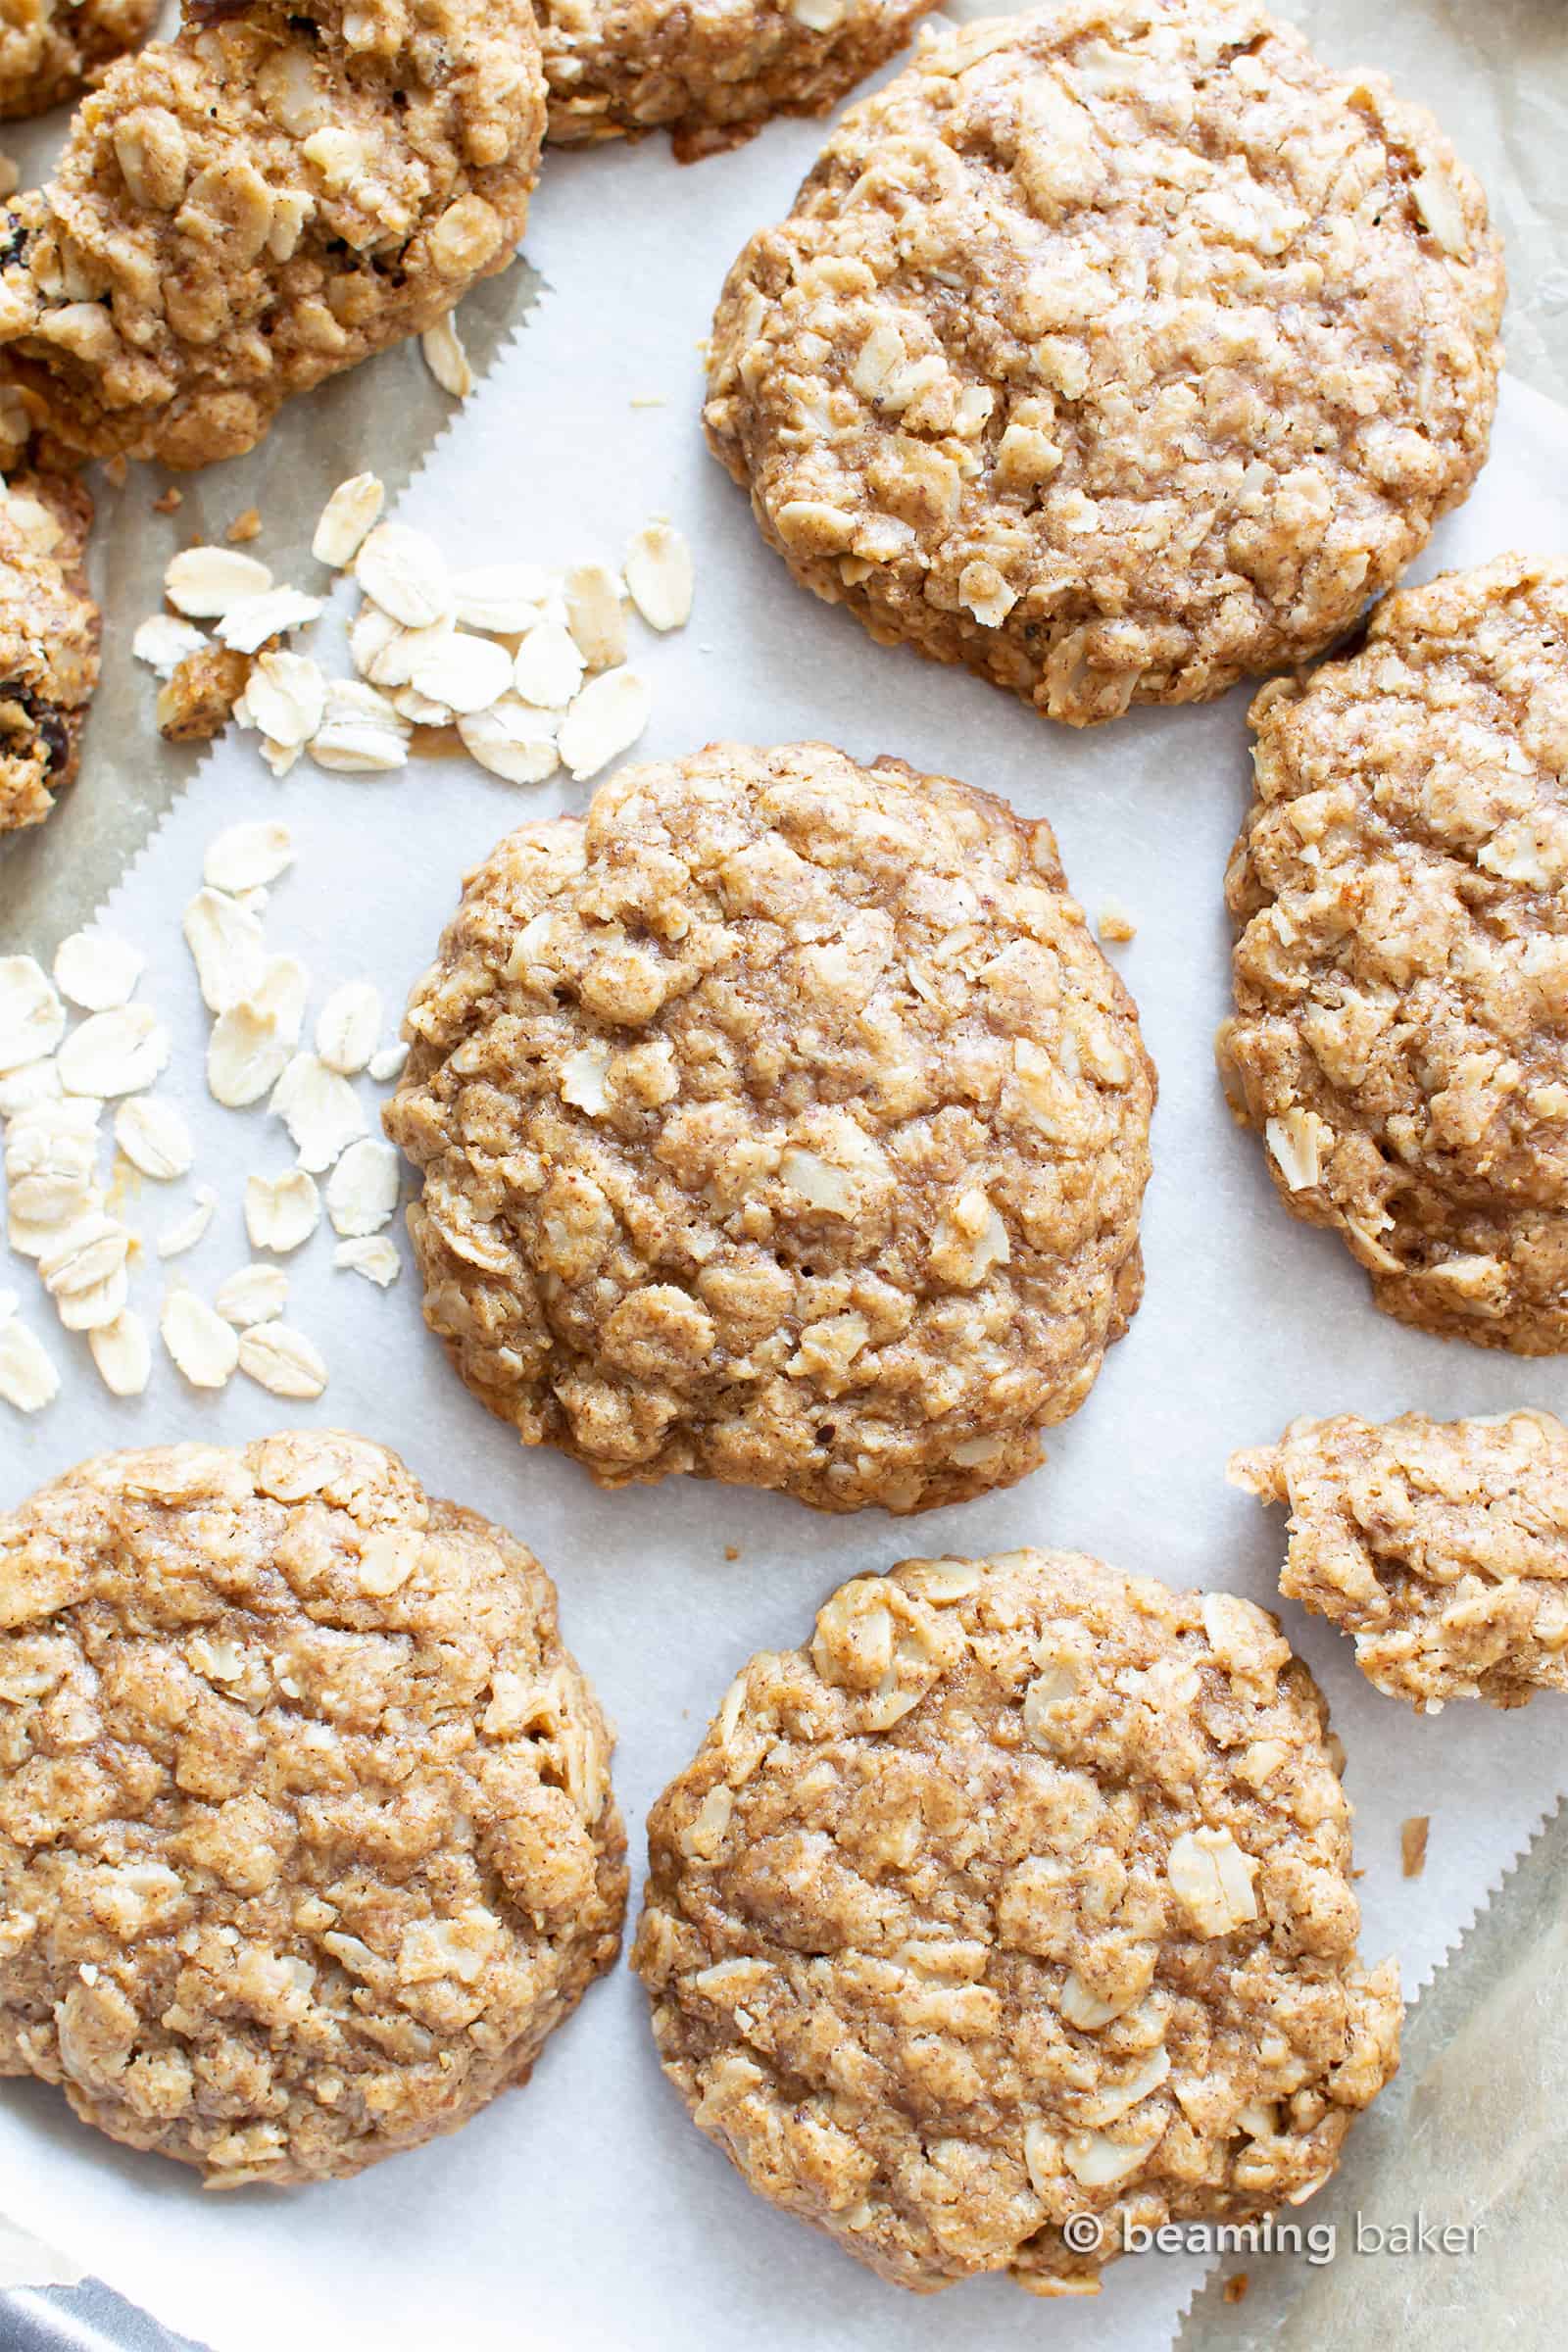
[2,92,1568,2352]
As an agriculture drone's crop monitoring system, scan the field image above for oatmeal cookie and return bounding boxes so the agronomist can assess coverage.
[384,740,1155,1514]
[0,0,155,123]
[0,0,155,122]
[1219,556,1568,1352]
[633,1547,1401,2295]
[1233,1409,1568,1710]
[0,0,547,468]
[541,0,937,161]
[0,1431,626,2184]
[705,0,1503,726]
[0,466,99,834]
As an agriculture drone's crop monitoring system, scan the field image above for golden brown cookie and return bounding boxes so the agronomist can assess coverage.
[0,0,547,467]
[384,740,1155,1514]
[0,0,155,122]
[705,0,1503,725]
[0,1431,626,2184]
[1233,1409,1568,1710]
[1219,555,1568,1353]
[0,466,100,835]
[633,1547,1401,2294]
[540,0,937,160]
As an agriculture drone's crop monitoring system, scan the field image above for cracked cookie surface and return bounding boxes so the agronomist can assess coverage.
[384,740,1155,1514]
[705,0,1503,725]
[633,1547,1400,2294]
[0,466,100,835]
[1234,1409,1568,1710]
[0,1431,626,2184]
[0,0,155,123]
[1219,555,1568,1352]
[540,0,936,160]
[0,0,547,468]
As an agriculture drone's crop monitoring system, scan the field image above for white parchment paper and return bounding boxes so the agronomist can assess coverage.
[3,120,1568,2352]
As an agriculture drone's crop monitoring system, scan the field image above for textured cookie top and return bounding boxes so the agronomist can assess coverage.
[1220,556,1568,1354]
[540,0,936,158]
[0,468,100,836]
[385,741,1154,1513]
[633,1548,1400,2295]
[0,0,155,125]
[1233,1409,1568,1710]
[705,0,1503,725]
[0,1432,626,2184]
[0,0,546,467]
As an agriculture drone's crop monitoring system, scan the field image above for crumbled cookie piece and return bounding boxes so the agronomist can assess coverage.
[0,0,547,467]
[1401,1817,1429,1878]
[0,0,154,125]
[156,641,256,742]
[540,0,937,161]
[705,1,1503,725]
[0,469,100,834]
[0,1432,626,2182]
[1232,1408,1568,1708]
[385,740,1155,1513]
[1218,556,1568,1350]
[633,1547,1400,2294]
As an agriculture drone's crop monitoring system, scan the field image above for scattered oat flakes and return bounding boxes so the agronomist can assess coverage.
[421,316,474,400]
[270,1055,366,1172]
[244,1168,320,1254]
[1400,1817,1430,1879]
[458,697,560,785]
[409,630,512,715]
[1099,901,1138,944]
[115,1097,194,1180]
[564,562,627,669]
[39,1212,130,1330]
[310,679,411,774]
[165,547,273,619]
[182,889,267,1015]
[392,685,453,726]
[242,653,327,752]
[558,666,650,780]
[0,957,67,1072]
[325,1138,398,1237]
[367,1042,409,1084]
[259,738,301,779]
[450,564,552,634]
[58,1007,171,1100]
[217,588,324,656]
[156,1185,218,1259]
[132,613,209,678]
[316,981,381,1076]
[0,1060,63,1120]
[215,1263,289,1327]
[53,931,144,1013]
[334,1235,400,1287]
[624,521,693,632]
[513,621,583,710]
[237,1320,328,1399]
[89,1310,152,1397]
[0,1311,59,1411]
[356,523,452,630]
[313,473,384,568]
[204,820,295,896]
[161,1289,239,1389]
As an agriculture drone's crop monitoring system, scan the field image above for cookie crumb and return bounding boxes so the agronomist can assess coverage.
[723,1544,740,1561]
[1401,1816,1430,1878]
[226,508,264,545]
[1224,2274,1250,2305]
[1098,901,1137,944]
[153,487,183,514]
